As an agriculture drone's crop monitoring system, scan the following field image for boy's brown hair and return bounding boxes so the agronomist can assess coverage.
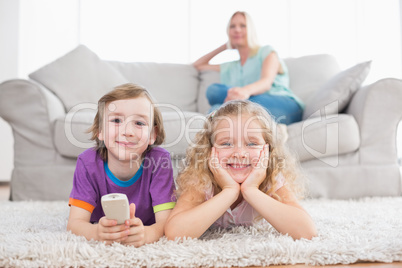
[88,83,165,161]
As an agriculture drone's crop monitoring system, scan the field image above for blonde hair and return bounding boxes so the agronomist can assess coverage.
[226,11,260,56]
[175,100,305,201]
[88,83,165,161]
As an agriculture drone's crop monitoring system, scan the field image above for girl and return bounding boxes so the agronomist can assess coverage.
[193,11,304,124]
[67,83,176,247]
[165,100,316,240]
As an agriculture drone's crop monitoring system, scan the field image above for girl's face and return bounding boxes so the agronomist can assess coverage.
[213,114,267,183]
[228,13,248,48]
[98,96,156,165]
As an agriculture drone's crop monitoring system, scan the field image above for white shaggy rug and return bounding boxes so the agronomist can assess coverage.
[0,197,402,267]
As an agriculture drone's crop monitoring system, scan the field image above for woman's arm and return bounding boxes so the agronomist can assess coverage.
[242,186,317,240]
[192,44,227,71]
[225,52,283,102]
[244,51,282,95]
[67,206,130,244]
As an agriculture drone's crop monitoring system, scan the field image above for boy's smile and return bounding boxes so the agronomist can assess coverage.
[98,96,156,175]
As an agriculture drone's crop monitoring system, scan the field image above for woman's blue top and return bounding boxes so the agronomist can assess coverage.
[220,45,304,109]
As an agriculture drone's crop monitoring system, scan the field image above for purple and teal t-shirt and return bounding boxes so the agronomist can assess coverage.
[68,147,176,225]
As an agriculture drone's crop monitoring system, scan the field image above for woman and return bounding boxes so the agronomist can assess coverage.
[193,11,304,125]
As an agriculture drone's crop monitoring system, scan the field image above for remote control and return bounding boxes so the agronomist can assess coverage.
[101,193,130,224]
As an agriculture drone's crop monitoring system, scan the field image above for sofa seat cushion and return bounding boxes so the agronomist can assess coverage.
[198,70,220,114]
[159,111,206,157]
[54,109,206,159]
[108,61,199,113]
[286,114,360,163]
[54,108,96,158]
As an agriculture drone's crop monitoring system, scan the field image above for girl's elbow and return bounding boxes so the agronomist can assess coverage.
[164,228,184,241]
[164,223,179,241]
[164,223,199,241]
[294,226,318,240]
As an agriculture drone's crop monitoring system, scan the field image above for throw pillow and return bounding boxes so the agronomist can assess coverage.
[29,45,129,111]
[302,61,371,120]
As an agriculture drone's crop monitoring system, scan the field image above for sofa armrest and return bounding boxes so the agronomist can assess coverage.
[346,78,402,165]
[0,79,66,165]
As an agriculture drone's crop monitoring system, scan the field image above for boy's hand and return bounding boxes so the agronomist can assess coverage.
[209,147,240,193]
[97,217,130,245]
[122,203,146,247]
[241,144,269,192]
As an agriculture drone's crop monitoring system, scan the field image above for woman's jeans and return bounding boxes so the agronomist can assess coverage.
[206,83,303,125]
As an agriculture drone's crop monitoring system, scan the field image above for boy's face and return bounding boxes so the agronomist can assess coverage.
[98,96,156,165]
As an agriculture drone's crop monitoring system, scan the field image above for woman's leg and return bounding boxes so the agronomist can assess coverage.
[206,83,230,106]
[249,94,303,125]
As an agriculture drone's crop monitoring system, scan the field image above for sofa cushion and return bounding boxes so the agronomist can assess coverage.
[198,70,220,114]
[286,114,360,163]
[29,45,129,111]
[108,61,199,113]
[284,54,341,103]
[54,108,96,158]
[302,61,371,120]
[159,111,206,156]
[196,54,341,115]
[54,108,206,159]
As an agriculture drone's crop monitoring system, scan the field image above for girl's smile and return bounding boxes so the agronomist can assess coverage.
[213,114,266,183]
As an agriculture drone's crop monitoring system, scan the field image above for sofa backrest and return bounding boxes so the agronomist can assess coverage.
[284,54,341,103]
[108,61,199,113]
[197,54,341,114]
[28,45,341,115]
[28,45,201,114]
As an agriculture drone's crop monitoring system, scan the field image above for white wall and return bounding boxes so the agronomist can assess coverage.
[18,0,80,78]
[0,0,80,181]
[0,0,401,182]
[0,0,19,181]
[78,0,402,85]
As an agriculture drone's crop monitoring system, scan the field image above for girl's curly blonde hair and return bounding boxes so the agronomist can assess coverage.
[175,100,306,202]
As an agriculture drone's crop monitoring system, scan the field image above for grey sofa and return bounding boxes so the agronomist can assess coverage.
[1,45,401,200]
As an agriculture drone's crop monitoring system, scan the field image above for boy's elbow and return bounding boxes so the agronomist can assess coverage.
[66,221,73,232]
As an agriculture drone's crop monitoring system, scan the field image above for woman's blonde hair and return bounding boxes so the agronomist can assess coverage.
[175,100,305,201]
[88,83,165,161]
[226,11,260,56]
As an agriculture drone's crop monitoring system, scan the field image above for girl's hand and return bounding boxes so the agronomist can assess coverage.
[97,216,130,245]
[241,144,269,193]
[224,87,250,102]
[209,147,241,194]
[122,203,146,247]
